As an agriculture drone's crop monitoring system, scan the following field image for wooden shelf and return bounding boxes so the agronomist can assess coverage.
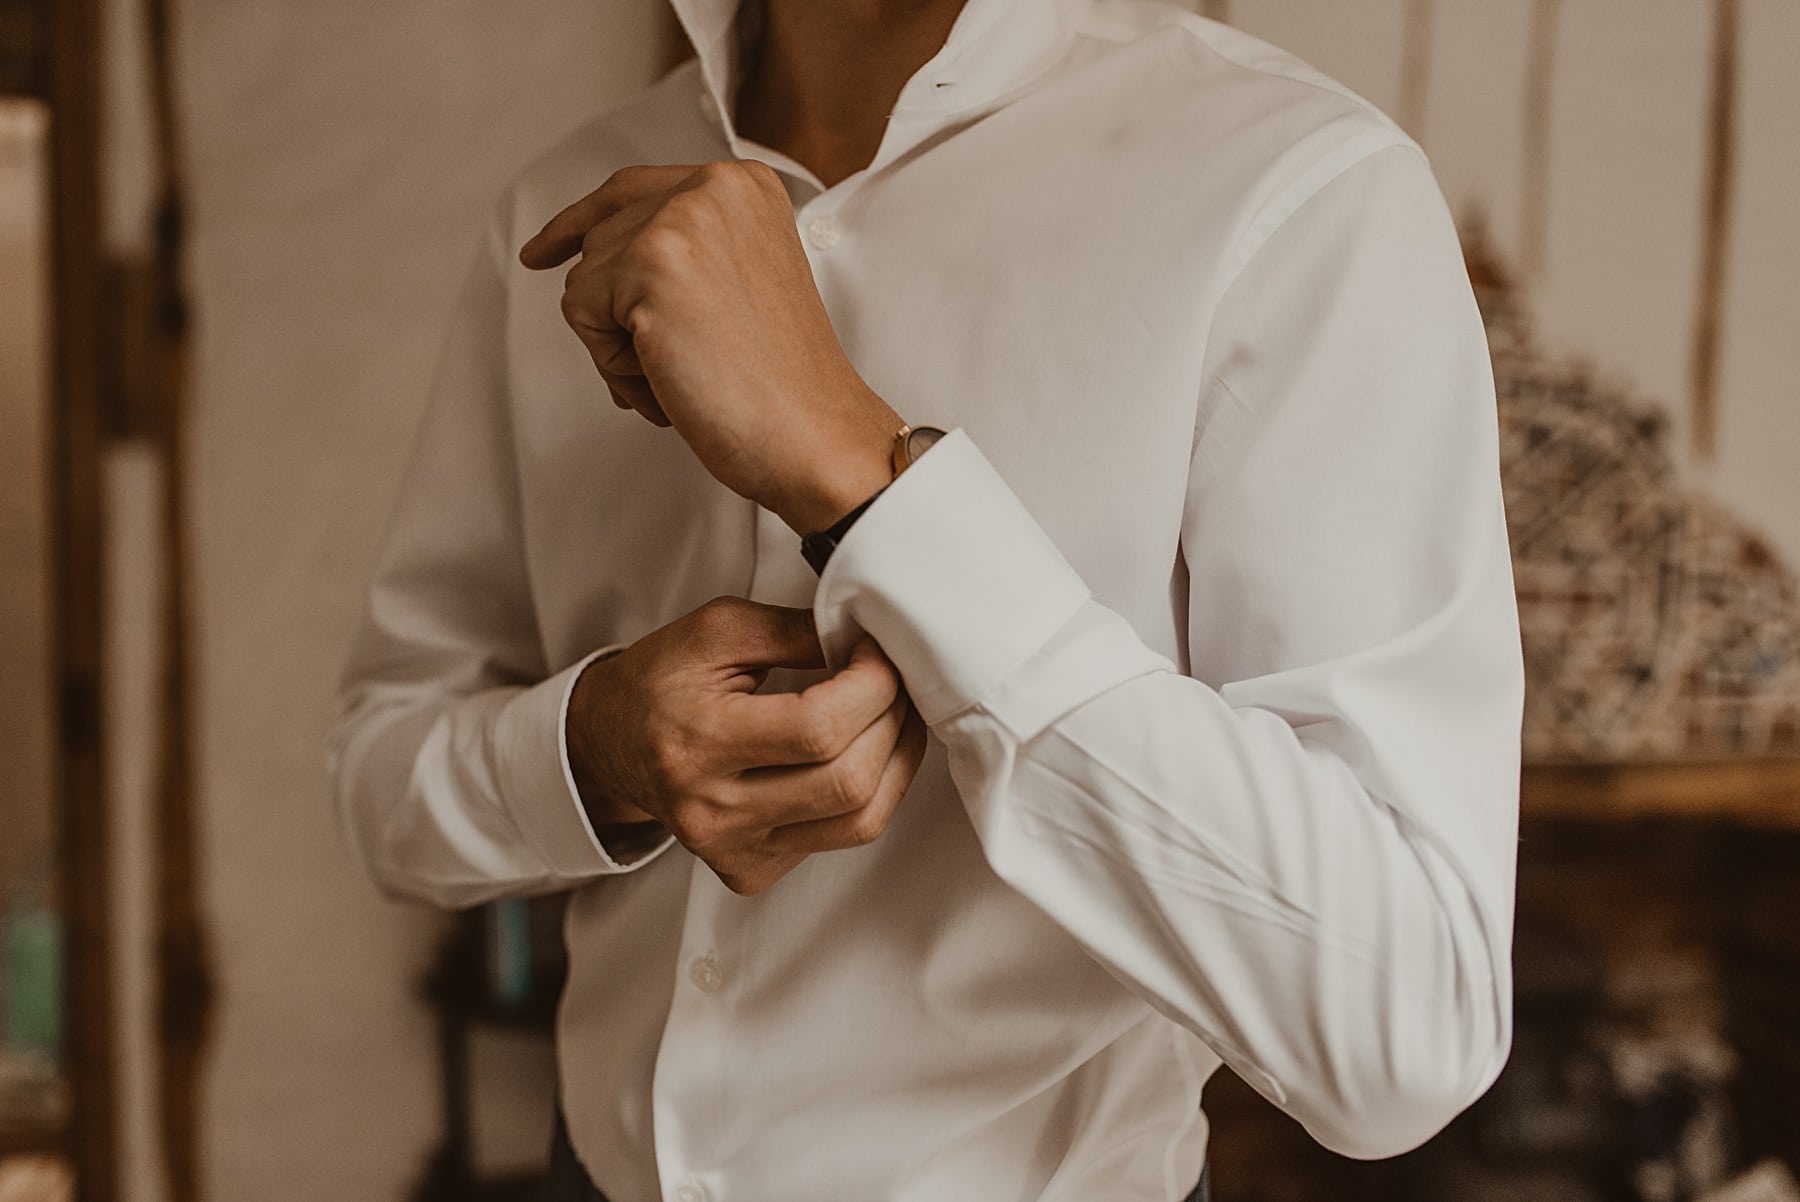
[1522,758,1800,829]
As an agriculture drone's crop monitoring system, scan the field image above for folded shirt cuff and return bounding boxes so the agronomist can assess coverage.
[813,429,1162,729]
[492,644,674,876]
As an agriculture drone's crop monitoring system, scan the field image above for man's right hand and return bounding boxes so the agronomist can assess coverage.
[565,595,927,895]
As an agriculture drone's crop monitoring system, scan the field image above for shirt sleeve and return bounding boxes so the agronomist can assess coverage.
[811,142,1523,1160]
[328,215,675,910]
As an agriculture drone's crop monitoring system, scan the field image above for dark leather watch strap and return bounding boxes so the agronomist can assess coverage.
[800,486,887,575]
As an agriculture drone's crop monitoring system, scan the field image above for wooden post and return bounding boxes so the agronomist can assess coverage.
[1690,0,1740,462]
[1520,0,1562,281]
[1397,0,1435,141]
[46,0,119,1195]
[128,0,214,1194]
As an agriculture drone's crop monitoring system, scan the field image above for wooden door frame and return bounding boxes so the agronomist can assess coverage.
[43,0,119,1196]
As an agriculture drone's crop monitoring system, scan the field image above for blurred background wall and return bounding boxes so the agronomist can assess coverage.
[140,3,666,1199]
[0,1,1793,1200]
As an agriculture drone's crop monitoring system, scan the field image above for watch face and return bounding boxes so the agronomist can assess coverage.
[906,425,947,463]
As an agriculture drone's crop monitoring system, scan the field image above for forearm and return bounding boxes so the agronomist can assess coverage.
[935,601,1516,1158]
[811,430,1522,1158]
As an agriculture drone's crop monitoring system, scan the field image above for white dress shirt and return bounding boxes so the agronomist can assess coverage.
[330,1,1524,1199]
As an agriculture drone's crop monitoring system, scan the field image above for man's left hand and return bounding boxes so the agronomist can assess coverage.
[521,161,897,535]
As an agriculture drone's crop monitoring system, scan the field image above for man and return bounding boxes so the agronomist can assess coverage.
[331,0,1525,1199]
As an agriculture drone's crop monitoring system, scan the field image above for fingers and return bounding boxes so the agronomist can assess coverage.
[557,250,665,426]
[692,704,925,896]
[519,163,706,269]
[598,365,670,426]
[732,692,907,822]
[712,851,809,898]
[631,595,923,896]
[761,705,928,856]
[711,638,903,769]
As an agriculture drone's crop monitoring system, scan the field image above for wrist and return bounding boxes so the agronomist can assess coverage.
[773,404,900,535]
[566,654,659,831]
[778,459,891,536]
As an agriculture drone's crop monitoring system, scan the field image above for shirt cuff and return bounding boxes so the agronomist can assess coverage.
[813,429,1164,728]
[493,645,675,876]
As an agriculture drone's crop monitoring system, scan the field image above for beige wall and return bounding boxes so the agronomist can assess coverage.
[164,3,665,1198]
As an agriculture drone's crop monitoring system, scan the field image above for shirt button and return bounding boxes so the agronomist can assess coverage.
[675,1186,706,1202]
[805,215,841,251]
[689,953,724,993]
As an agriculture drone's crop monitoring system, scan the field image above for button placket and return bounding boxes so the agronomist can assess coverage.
[650,868,737,1202]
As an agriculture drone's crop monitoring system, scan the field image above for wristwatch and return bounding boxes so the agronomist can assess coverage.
[799,424,947,574]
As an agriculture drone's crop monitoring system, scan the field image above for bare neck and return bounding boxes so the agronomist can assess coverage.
[734,0,969,187]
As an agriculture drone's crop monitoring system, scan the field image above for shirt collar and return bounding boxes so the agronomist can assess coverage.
[670,0,1079,142]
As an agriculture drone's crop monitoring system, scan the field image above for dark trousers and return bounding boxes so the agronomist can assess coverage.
[541,1110,1212,1202]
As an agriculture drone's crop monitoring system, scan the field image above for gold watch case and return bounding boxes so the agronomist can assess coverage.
[891,424,948,477]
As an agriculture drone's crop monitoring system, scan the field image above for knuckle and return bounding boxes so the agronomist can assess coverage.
[795,712,841,762]
[619,299,653,342]
[659,187,713,228]
[736,158,782,193]
[667,806,721,849]
[645,726,692,789]
[826,766,855,811]
[683,708,725,757]
[712,851,773,896]
[727,872,767,897]
[705,593,751,615]
[690,596,726,629]
[828,753,879,810]
[846,812,887,848]
[662,806,695,843]
[851,754,884,803]
[631,220,691,270]
[694,594,748,635]
[696,158,743,191]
